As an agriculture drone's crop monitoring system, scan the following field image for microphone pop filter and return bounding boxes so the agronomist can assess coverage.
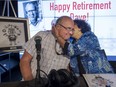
[34,36,42,41]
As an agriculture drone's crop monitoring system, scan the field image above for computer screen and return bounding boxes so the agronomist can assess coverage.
[18,0,116,61]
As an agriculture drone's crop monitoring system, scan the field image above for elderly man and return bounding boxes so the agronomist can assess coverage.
[20,16,74,81]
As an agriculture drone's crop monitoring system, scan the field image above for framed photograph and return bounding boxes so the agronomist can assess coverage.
[0,16,29,52]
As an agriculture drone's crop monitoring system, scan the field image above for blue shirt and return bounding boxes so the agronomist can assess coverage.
[67,31,114,74]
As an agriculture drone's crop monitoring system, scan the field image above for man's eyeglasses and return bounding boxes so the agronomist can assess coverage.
[59,24,74,32]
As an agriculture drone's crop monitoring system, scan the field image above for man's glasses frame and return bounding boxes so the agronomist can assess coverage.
[59,24,74,32]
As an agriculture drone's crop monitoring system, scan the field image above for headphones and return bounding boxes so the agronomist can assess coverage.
[48,69,80,87]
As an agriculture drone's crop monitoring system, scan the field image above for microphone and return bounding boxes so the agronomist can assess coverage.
[34,36,42,81]
[34,36,42,54]
[34,36,49,87]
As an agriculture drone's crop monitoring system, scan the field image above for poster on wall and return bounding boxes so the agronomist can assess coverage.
[0,17,29,52]
[18,0,116,58]
[18,0,45,38]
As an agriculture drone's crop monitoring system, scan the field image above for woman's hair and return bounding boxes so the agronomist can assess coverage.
[74,19,91,33]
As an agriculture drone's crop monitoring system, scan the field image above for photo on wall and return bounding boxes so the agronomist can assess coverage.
[18,0,45,38]
[0,16,29,52]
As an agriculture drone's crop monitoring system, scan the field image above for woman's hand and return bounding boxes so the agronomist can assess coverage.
[52,25,66,48]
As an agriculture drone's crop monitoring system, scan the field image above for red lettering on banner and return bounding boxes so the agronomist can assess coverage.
[50,3,70,12]
[70,13,89,21]
[72,1,111,10]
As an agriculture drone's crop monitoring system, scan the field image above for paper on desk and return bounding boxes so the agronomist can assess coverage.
[83,74,116,87]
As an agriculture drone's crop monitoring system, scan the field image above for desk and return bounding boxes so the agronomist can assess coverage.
[0,77,88,87]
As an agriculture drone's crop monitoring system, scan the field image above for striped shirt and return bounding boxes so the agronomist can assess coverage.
[23,31,70,78]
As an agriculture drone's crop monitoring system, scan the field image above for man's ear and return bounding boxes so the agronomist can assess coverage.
[55,24,60,30]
